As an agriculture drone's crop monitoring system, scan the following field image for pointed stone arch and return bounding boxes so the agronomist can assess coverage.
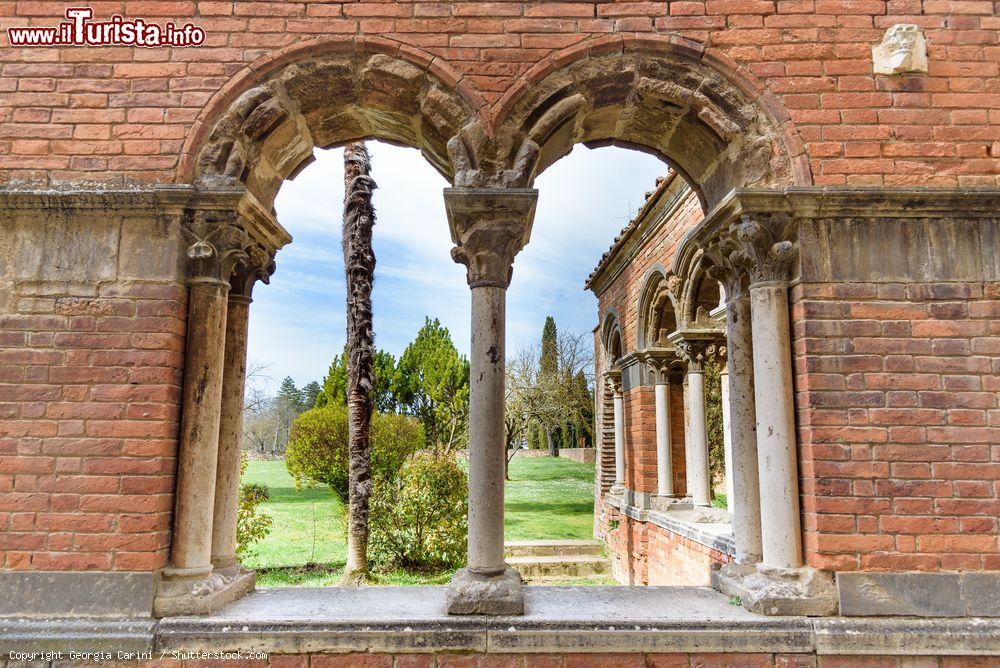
[493,34,810,209]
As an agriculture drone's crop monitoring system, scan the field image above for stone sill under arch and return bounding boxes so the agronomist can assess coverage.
[2,587,999,658]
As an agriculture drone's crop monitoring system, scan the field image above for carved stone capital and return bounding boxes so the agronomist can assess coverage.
[445,188,538,288]
[230,243,276,300]
[637,348,679,384]
[706,255,750,304]
[604,368,623,396]
[447,122,539,189]
[722,215,798,287]
[668,331,723,373]
[182,209,252,286]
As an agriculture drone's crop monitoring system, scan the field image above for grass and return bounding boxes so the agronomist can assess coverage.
[242,454,598,587]
[504,455,596,542]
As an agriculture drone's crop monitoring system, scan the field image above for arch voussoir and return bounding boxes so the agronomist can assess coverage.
[493,33,811,208]
[184,39,485,212]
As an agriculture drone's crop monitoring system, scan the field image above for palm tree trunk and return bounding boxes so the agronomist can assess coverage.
[342,141,377,585]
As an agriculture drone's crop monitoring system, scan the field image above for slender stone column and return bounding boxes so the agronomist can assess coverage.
[655,379,672,497]
[720,357,734,504]
[467,283,507,573]
[710,217,836,617]
[709,262,763,565]
[444,187,537,615]
[606,372,625,490]
[672,337,715,507]
[640,352,675,498]
[734,218,802,570]
[686,363,711,507]
[211,251,273,572]
[155,212,259,617]
[169,278,230,575]
[210,293,249,571]
[751,281,802,569]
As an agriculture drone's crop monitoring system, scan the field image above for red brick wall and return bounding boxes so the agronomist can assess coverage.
[595,188,702,504]
[596,189,1000,576]
[647,523,732,587]
[602,505,730,587]
[602,508,649,586]
[0,282,185,571]
[792,281,1000,572]
[1,2,997,188]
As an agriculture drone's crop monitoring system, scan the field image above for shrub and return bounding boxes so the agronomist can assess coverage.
[285,404,424,503]
[369,452,468,571]
[236,452,273,558]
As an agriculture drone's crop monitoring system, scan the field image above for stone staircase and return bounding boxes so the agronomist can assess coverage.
[505,540,610,581]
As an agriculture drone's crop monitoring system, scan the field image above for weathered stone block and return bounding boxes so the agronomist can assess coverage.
[836,572,965,617]
[0,571,155,618]
[446,566,524,616]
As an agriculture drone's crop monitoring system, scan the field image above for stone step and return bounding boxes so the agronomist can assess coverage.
[504,540,604,558]
[507,554,610,578]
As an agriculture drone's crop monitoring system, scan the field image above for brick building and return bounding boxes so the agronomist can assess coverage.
[0,0,998,662]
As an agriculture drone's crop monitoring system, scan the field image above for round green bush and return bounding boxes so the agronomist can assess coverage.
[285,405,424,503]
[369,452,468,571]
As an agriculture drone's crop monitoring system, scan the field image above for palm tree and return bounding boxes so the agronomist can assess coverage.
[341,141,377,584]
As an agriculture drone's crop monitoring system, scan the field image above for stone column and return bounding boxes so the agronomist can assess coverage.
[169,279,229,575]
[156,213,258,616]
[710,217,836,616]
[720,356,734,505]
[710,264,763,565]
[444,187,537,616]
[641,352,675,499]
[673,337,715,507]
[605,371,625,491]
[211,251,273,573]
[655,378,672,497]
[736,218,803,570]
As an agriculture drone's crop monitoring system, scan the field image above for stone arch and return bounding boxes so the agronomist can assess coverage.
[601,309,624,363]
[636,265,681,350]
[675,248,722,329]
[494,34,810,209]
[179,38,486,212]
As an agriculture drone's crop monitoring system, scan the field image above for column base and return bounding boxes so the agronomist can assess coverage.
[712,562,838,617]
[153,564,255,617]
[446,566,524,616]
[651,495,688,512]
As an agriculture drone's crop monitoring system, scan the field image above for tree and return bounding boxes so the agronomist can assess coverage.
[392,317,470,453]
[508,327,595,466]
[316,346,397,412]
[341,141,378,585]
[301,381,322,410]
[272,376,304,452]
[539,316,560,455]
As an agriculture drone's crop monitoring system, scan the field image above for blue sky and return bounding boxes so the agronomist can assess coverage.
[246,142,667,393]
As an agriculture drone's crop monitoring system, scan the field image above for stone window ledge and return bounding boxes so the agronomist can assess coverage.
[609,495,736,557]
[3,587,999,657]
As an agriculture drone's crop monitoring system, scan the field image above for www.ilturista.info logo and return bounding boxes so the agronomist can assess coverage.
[7,7,206,47]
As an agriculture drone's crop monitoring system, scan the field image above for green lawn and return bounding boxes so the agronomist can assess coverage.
[242,454,597,587]
[504,455,595,541]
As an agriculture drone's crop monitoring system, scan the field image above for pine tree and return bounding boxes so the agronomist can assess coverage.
[539,316,559,455]
[301,381,322,410]
[392,317,470,452]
